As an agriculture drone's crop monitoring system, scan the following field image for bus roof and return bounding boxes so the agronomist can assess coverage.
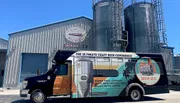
[53,50,163,63]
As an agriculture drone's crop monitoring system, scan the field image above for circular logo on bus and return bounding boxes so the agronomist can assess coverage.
[65,27,87,43]
[135,57,161,86]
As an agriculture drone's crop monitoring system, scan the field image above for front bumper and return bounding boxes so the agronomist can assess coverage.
[20,89,29,97]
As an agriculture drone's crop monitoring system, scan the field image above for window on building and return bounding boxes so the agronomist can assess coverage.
[1,70,4,76]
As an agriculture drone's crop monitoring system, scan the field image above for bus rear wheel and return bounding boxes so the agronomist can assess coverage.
[129,88,143,101]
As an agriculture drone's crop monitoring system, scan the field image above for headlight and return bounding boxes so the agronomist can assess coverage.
[22,81,28,89]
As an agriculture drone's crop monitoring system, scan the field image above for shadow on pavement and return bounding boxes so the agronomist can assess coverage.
[11,96,164,103]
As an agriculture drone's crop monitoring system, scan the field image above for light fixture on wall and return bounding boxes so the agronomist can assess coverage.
[54,47,57,51]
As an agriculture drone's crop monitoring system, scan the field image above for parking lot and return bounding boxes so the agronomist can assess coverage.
[0,89,179,103]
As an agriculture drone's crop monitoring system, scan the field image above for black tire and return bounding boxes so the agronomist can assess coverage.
[30,89,47,103]
[128,88,143,101]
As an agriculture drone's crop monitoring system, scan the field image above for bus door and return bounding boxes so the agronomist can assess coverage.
[53,61,72,96]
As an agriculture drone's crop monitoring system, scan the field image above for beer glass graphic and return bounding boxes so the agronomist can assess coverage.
[74,59,94,98]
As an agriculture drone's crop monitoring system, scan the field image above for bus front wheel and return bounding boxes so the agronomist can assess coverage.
[30,89,47,103]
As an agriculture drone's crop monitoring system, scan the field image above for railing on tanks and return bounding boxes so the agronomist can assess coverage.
[154,0,168,47]
[92,0,123,5]
[123,0,154,8]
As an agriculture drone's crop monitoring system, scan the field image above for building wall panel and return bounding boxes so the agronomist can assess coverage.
[3,17,93,88]
[0,38,8,50]
[0,52,6,87]
[174,57,180,69]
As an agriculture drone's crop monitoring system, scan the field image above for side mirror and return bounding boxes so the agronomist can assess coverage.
[52,60,56,63]
[54,69,57,75]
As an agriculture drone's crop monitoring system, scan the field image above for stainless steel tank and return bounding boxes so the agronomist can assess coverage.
[74,59,94,98]
[93,0,123,51]
[124,2,160,53]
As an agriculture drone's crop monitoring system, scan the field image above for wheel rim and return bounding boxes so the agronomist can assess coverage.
[131,90,140,100]
[33,91,44,103]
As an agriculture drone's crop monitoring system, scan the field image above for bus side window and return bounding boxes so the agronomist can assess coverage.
[89,57,96,69]
[55,64,68,75]
[93,70,118,77]
[111,58,123,70]
[96,58,110,70]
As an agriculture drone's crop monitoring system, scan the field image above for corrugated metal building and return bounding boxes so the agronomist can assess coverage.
[0,38,8,50]
[3,17,94,88]
[174,56,180,70]
[0,38,8,87]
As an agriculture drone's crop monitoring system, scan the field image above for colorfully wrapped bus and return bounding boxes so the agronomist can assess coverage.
[20,50,169,103]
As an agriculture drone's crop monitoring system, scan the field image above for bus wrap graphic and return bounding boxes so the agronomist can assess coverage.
[135,58,161,86]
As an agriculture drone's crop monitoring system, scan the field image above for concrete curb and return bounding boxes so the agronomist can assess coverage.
[0,89,20,95]
[0,88,4,92]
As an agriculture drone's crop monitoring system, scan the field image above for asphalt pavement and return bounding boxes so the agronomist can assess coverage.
[0,96,166,103]
[0,89,180,103]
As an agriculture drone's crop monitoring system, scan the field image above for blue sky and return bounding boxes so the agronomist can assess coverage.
[0,0,179,54]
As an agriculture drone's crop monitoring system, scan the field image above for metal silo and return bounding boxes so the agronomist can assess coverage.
[93,0,126,52]
[124,2,160,53]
